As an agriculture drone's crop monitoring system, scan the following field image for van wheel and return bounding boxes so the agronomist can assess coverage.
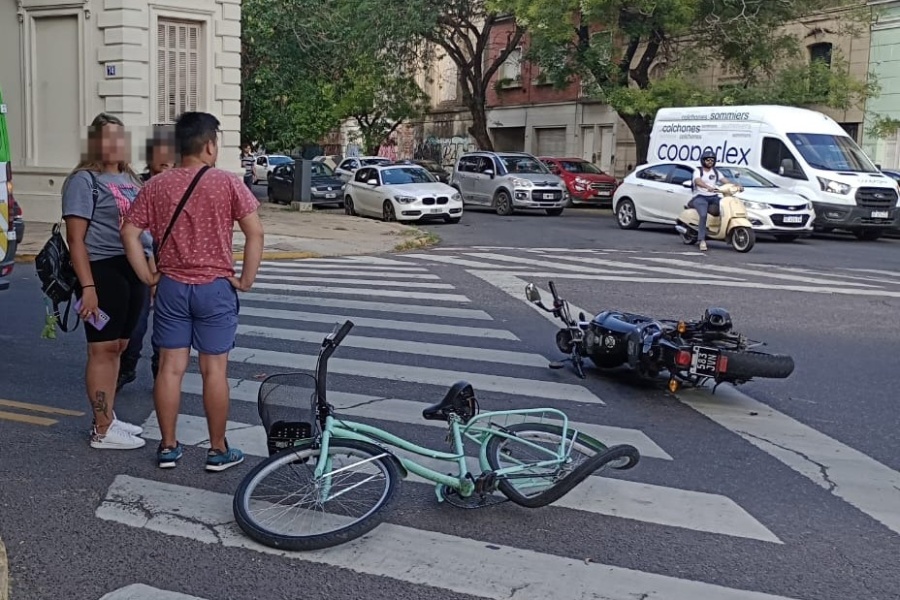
[494,191,514,216]
[616,199,640,229]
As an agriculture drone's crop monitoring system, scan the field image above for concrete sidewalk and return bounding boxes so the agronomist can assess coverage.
[14,204,438,263]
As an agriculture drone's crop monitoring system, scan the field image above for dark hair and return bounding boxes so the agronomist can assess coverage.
[146,126,175,162]
[175,112,220,157]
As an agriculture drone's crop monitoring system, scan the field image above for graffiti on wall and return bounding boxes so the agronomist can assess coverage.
[412,136,477,167]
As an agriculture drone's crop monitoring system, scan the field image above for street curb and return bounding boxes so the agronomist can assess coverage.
[15,250,322,264]
[0,534,9,600]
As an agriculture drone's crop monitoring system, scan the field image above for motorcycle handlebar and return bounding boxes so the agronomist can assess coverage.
[549,281,560,302]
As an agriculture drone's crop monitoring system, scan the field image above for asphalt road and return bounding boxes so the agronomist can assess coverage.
[0,205,898,600]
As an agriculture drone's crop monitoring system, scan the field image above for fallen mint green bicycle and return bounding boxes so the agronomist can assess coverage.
[233,320,641,551]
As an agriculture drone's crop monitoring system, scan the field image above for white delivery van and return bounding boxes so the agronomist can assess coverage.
[649,105,900,241]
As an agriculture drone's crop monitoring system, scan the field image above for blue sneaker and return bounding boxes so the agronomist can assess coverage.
[206,440,244,472]
[157,442,184,469]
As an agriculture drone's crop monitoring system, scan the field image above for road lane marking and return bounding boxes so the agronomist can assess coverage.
[238,292,492,320]
[0,399,85,416]
[254,273,456,289]
[100,584,208,600]
[98,476,796,600]
[250,282,471,302]
[0,410,58,426]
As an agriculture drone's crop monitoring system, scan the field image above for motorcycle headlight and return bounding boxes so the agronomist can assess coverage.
[511,177,534,188]
[393,195,417,204]
[817,177,851,195]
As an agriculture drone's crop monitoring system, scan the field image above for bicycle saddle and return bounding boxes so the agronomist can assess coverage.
[422,380,478,424]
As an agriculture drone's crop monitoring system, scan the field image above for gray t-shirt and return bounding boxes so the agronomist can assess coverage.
[61,170,153,261]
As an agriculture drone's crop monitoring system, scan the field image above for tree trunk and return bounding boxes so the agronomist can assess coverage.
[620,113,653,166]
[466,94,493,151]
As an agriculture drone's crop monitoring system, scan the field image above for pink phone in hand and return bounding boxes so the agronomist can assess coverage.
[74,298,111,330]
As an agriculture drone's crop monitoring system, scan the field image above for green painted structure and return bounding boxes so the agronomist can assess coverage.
[863,0,900,168]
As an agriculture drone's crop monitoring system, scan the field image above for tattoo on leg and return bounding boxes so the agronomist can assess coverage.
[93,391,109,417]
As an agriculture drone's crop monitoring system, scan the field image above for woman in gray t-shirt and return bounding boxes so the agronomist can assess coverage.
[60,112,149,451]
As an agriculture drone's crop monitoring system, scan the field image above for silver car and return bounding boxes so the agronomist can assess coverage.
[450,151,568,215]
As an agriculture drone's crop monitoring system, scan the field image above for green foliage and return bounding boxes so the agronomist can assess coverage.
[241,0,429,152]
[865,115,900,140]
[492,0,876,162]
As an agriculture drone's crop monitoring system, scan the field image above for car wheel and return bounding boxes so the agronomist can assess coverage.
[494,190,514,216]
[616,199,640,229]
[382,200,397,222]
[266,186,275,203]
[344,196,357,216]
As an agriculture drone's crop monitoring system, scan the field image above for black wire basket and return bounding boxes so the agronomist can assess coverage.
[257,372,318,456]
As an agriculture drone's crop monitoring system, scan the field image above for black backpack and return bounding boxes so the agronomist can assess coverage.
[34,172,99,333]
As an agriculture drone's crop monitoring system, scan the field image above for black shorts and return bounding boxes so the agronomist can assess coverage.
[78,255,146,344]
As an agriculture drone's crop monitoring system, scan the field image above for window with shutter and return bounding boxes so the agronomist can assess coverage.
[156,19,203,124]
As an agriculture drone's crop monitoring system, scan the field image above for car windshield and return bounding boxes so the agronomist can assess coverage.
[380,167,436,185]
[500,156,549,175]
[268,156,292,165]
[786,133,879,173]
[559,160,604,174]
[311,163,335,176]
[716,167,776,188]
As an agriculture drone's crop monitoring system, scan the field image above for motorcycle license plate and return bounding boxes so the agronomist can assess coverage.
[690,346,722,377]
[543,193,555,200]
[871,210,889,219]
[783,215,803,223]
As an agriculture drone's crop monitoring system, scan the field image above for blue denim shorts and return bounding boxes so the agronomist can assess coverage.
[152,276,239,355]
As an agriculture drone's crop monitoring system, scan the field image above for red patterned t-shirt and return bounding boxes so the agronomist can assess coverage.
[125,166,260,285]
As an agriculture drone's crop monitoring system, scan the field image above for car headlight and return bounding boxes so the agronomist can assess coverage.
[393,195,417,204]
[451,192,461,202]
[817,177,851,195]
[511,177,534,188]
[741,200,770,210]
[806,201,814,211]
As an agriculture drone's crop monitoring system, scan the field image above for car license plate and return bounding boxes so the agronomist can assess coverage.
[783,215,803,223]
[325,193,337,199]
[597,191,611,196]
[543,193,555,200]
[689,346,722,377]
[871,210,889,218]
[429,208,443,214]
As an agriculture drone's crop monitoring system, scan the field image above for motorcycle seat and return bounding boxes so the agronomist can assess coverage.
[422,380,478,423]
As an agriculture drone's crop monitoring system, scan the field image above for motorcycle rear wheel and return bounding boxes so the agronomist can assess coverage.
[721,350,794,380]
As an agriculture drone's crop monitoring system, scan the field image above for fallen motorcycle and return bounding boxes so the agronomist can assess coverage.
[524,280,795,391]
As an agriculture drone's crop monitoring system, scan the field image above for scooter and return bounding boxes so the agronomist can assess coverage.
[676,182,756,253]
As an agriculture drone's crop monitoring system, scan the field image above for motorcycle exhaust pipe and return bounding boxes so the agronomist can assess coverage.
[675,225,688,235]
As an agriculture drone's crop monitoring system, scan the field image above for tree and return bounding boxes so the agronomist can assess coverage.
[409,0,526,150]
[492,0,874,164]
[241,0,429,153]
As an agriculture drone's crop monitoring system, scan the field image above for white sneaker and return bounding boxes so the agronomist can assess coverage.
[111,418,144,436]
[90,426,146,450]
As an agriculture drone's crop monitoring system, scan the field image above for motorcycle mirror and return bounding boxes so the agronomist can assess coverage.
[524,283,542,303]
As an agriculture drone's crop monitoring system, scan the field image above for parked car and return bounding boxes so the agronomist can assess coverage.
[538,156,618,207]
[0,84,17,291]
[407,159,451,183]
[450,151,568,216]
[252,154,293,184]
[334,156,394,182]
[613,163,815,241]
[267,161,346,207]
[343,163,463,223]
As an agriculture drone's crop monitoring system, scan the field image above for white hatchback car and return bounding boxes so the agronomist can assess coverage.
[613,163,816,241]
[344,164,463,223]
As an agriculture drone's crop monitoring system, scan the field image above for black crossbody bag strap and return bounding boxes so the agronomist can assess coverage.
[154,166,210,265]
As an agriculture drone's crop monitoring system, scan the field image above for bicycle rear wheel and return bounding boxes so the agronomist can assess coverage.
[485,422,640,509]
[233,439,401,551]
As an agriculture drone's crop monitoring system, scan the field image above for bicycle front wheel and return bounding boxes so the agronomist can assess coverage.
[485,422,639,508]
[233,439,401,551]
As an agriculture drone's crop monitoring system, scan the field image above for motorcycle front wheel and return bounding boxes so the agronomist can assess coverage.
[729,227,755,252]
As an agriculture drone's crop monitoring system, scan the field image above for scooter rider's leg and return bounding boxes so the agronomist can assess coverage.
[695,196,710,251]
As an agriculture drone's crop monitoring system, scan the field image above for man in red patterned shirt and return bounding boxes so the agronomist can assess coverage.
[122,112,264,471]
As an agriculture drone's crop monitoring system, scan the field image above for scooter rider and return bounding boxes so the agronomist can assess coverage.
[690,150,742,251]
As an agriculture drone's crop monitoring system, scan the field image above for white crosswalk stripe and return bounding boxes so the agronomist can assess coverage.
[97,257,812,599]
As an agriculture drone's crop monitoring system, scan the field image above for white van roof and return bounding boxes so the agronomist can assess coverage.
[653,105,848,137]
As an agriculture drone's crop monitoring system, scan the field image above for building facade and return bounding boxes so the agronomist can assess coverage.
[0,0,243,222]
[862,0,900,168]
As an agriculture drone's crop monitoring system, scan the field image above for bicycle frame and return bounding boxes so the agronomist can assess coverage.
[312,407,577,501]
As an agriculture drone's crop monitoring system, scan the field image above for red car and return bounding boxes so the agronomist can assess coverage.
[539,157,618,206]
